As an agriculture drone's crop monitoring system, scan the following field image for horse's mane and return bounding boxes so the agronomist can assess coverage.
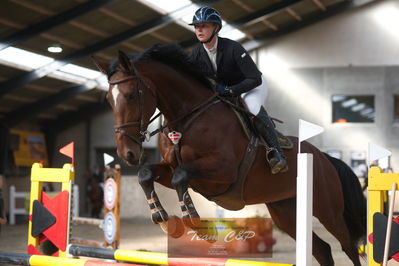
[108,43,213,90]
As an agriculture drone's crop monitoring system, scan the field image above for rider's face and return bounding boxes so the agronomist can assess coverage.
[194,22,218,42]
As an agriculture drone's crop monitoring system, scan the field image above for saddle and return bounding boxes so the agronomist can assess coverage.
[227,97,293,150]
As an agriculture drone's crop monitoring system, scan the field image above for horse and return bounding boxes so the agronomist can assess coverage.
[85,170,103,218]
[92,43,366,266]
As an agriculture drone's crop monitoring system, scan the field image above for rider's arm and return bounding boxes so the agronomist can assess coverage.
[228,42,262,96]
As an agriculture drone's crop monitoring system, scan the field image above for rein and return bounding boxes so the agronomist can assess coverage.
[109,73,220,151]
[148,93,219,137]
[110,73,282,154]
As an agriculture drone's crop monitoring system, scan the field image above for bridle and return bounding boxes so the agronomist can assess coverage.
[109,74,155,148]
[109,70,220,164]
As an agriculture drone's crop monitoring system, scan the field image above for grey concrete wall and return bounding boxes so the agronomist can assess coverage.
[90,111,115,169]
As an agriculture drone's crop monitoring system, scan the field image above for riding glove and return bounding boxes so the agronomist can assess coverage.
[215,84,233,96]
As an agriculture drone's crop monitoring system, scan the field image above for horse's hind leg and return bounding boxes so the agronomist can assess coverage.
[318,214,361,266]
[266,199,335,266]
[171,156,234,227]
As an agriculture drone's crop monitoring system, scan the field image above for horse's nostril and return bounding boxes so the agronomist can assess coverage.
[126,151,134,161]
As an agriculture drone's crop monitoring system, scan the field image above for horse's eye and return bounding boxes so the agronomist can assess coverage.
[128,93,136,100]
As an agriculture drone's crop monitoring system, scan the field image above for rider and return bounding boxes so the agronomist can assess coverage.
[189,6,288,174]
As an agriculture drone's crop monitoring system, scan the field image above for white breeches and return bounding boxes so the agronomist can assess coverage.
[241,75,268,115]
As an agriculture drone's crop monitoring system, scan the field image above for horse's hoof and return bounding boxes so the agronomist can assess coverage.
[151,209,169,224]
[182,214,201,228]
[159,221,168,234]
[159,216,185,238]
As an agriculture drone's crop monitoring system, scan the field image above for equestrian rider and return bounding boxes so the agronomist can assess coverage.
[189,6,288,174]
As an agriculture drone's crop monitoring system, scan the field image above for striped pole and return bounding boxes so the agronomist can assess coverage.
[68,245,294,266]
[0,251,138,266]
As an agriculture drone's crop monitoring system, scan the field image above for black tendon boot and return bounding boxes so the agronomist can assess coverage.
[254,107,288,174]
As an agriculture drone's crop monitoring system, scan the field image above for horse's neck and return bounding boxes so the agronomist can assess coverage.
[144,64,212,121]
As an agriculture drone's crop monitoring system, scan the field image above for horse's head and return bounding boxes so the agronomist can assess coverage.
[93,51,157,165]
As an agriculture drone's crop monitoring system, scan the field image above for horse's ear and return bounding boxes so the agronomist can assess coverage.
[91,55,109,75]
[118,50,138,75]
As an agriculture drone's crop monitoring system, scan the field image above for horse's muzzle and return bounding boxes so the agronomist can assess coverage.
[125,151,139,165]
[117,148,139,166]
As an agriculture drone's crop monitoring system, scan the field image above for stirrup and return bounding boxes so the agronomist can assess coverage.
[266,147,278,163]
[266,148,288,174]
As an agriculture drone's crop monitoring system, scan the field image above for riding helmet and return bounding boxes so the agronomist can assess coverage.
[189,6,222,29]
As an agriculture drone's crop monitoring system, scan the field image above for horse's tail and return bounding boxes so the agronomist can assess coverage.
[324,153,367,243]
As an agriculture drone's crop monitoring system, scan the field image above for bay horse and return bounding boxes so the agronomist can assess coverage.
[85,170,103,218]
[92,44,366,266]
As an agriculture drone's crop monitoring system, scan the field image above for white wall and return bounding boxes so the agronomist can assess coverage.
[259,0,399,68]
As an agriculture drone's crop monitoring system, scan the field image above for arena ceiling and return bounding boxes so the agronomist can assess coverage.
[0,0,376,133]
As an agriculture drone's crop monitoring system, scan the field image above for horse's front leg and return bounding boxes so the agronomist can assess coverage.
[138,163,172,226]
[172,166,200,227]
[171,156,232,227]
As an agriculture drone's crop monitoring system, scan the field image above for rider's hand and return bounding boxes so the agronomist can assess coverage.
[215,84,233,96]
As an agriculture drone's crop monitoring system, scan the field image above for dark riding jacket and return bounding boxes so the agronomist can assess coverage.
[190,37,262,95]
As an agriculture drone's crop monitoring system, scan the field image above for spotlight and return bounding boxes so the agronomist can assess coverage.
[47,43,62,53]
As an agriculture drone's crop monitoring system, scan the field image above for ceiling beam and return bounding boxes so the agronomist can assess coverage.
[0,17,112,59]
[243,0,377,52]
[0,0,121,51]
[1,84,90,127]
[233,0,304,27]
[0,0,224,99]
[286,7,302,21]
[232,0,277,33]
[312,0,327,11]
[99,8,174,43]
[0,13,176,98]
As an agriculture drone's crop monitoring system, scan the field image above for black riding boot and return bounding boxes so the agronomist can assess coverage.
[254,107,288,174]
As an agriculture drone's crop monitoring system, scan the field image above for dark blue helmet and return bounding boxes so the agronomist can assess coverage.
[189,6,222,29]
